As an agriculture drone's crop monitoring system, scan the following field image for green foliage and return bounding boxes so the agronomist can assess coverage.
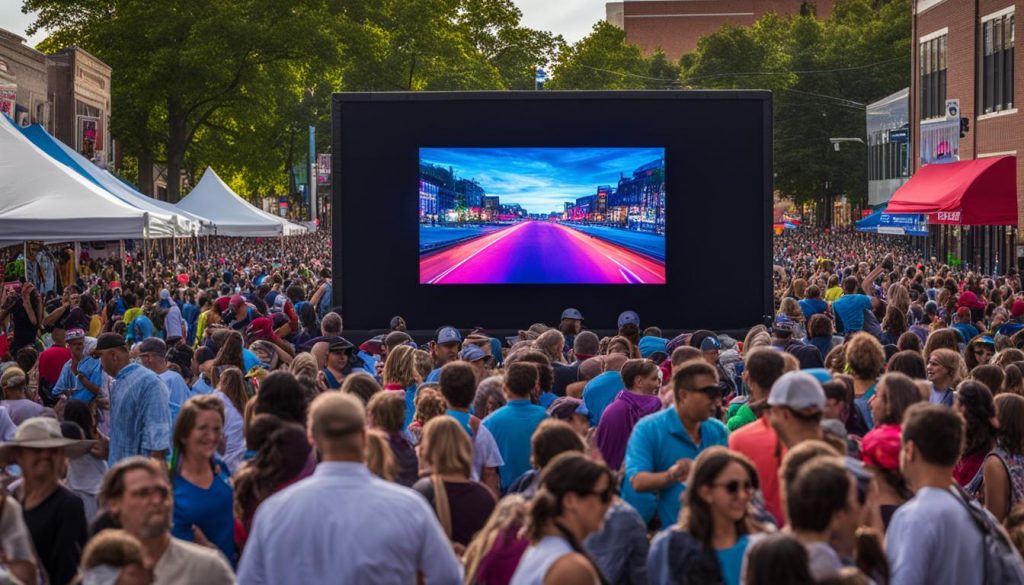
[679,0,911,207]
[546,22,650,90]
[23,0,559,202]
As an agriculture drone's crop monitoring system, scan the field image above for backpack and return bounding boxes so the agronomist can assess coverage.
[664,529,723,585]
[951,484,1024,584]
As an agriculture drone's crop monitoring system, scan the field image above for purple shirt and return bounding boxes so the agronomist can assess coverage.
[595,391,663,471]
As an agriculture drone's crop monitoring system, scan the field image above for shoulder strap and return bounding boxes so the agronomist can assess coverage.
[431,474,453,540]
[470,415,481,436]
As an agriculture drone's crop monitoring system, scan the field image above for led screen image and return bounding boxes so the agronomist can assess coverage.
[419,147,666,285]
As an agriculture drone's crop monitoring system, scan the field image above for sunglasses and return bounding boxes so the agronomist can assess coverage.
[712,480,755,495]
[693,385,724,400]
[577,487,616,504]
[974,349,994,356]
[127,484,170,500]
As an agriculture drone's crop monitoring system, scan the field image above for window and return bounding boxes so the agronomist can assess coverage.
[982,11,1014,114]
[920,34,948,119]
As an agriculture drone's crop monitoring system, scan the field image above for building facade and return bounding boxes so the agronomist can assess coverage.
[911,0,1020,271]
[605,0,833,60]
[0,29,49,128]
[867,88,911,208]
[47,46,112,167]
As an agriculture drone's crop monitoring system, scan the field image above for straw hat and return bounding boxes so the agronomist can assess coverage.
[0,417,95,464]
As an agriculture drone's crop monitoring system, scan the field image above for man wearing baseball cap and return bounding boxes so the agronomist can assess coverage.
[137,338,191,424]
[94,333,171,465]
[767,371,826,449]
[425,326,462,383]
[51,328,104,403]
[558,308,583,358]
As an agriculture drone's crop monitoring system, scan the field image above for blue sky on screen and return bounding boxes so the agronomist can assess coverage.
[420,147,664,215]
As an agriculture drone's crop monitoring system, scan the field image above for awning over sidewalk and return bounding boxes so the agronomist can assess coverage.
[856,209,929,236]
[885,156,1017,225]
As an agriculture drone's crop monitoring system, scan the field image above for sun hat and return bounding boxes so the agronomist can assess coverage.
[0,417,95,464]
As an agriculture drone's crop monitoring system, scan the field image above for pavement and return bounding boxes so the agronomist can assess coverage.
[419,221,666,284]
[419,225,505,251]
[561,223,665,261]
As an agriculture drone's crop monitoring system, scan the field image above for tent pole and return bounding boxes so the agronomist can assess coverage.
[119,240,125,279]
[73,242,80,287]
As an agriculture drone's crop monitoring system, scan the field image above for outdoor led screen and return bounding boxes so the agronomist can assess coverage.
[418,147,666,285]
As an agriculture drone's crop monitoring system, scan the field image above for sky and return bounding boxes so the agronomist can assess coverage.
[421,147,664,215]
[0,0,602,47]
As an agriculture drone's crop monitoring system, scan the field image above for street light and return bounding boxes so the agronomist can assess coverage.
[830,137,865,152]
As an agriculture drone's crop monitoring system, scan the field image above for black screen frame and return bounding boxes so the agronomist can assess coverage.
[332,91,772,334]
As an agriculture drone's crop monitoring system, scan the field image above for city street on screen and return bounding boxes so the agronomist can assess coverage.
[419,147,666,285]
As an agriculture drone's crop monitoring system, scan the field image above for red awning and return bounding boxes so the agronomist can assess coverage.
[885,156,1017,225]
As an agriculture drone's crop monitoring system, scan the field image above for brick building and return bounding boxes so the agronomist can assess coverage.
[0,29,49,128]
[911,0,1020,270]
[47,46,112,167]
[606,0,833,60]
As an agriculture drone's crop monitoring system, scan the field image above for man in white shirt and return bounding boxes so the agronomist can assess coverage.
[237,392,462,584]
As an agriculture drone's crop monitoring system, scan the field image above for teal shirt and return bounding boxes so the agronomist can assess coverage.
[482,399,548,490]
[622,408,729,527]
[716,535,750,585]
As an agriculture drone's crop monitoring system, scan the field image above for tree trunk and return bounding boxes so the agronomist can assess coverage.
[138,152,155,197]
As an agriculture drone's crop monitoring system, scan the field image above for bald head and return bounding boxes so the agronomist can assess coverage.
[601,353,629,373]
[311,341,330,369]
[308,392,366,461]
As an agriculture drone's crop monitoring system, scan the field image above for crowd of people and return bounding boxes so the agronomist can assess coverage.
[0,226,1023,584]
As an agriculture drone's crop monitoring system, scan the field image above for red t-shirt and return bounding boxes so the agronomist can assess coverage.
[37,346,72,385]
[954,451,987,487]
[729,415,786,525]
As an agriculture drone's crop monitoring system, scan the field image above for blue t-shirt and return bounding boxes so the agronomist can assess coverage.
[403,385,417,428]
[483,399,549,490]
[425,367,443,383]
[159,370,193,425]
[951,323,979,343]
[52,356,103,402]
[716,535,750,585]
[242,349,261,373]
[582,371,625,426]
[129,315,155,343]
[833,294,872,333]
[799,298,828,321]
[190,376,214,396]
[622,408,730,527]
[172,458,235,565]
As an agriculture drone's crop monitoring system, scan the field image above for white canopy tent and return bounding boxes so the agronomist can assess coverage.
[177,168,306,236]
[0,113,153,241]
[18,123,209,238]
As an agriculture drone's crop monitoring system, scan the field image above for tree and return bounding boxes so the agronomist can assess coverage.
[545,21,650,90]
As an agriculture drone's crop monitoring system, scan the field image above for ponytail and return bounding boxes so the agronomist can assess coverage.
[525,489,560,542]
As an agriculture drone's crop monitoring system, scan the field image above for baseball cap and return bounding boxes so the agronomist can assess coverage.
[699,336,722,352]
[977,336,996,347]
[65,328,86,342]
[561,308,583,321]
[436,326,462,345]
[94,332,127,352]
[861,424,901,471]
[459,345,488,362]
[638,336,668,359]
[1013,299,1024,318]
[617,310,640,329]
[136,337,167,356]
[773,314,796,333]
[956,306,971,319]
[160,289,171,301]
[245,317,277,342]
[767,371,826,411]
[547,396,586,421]
[215,297,232,313]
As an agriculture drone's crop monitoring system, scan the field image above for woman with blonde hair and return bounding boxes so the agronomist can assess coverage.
[925,348,967,406]
[212,366,248,473]
[340,372,382,405]
[413,417,497,550]
[367,391,418,486]
[778,298,805,340]
[413,349,433,382]
[742,326,771,358]
[463,495,530,585]
[383,344,422,428]
[922,328,960,361]
[408,386,447,444]
[365,429,397,482]
[290,352,319,380]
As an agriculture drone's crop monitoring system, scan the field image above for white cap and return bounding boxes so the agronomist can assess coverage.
[767,371,826,411]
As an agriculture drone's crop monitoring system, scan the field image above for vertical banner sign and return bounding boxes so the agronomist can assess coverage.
[317,153,332,185]
[0,84,16,118]
[309,126,317,222]
[77,116,100,159]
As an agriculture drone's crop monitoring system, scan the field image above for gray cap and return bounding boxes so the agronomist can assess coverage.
[767,371,826,411]
[136,337,167,356]
[561,308,583,321]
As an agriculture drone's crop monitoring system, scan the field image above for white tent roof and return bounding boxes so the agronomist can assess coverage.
[19,124,206,238]
[0,114,152,241]
[177,168,306,236]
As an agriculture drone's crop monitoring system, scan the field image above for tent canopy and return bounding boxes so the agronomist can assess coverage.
[177,168,306,236]
[0,114,151,241]
[17,124,205,238]
[856,209,929,236]
[885,156,1017,225]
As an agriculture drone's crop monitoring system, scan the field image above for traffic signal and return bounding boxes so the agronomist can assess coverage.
[960,117,970,138]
